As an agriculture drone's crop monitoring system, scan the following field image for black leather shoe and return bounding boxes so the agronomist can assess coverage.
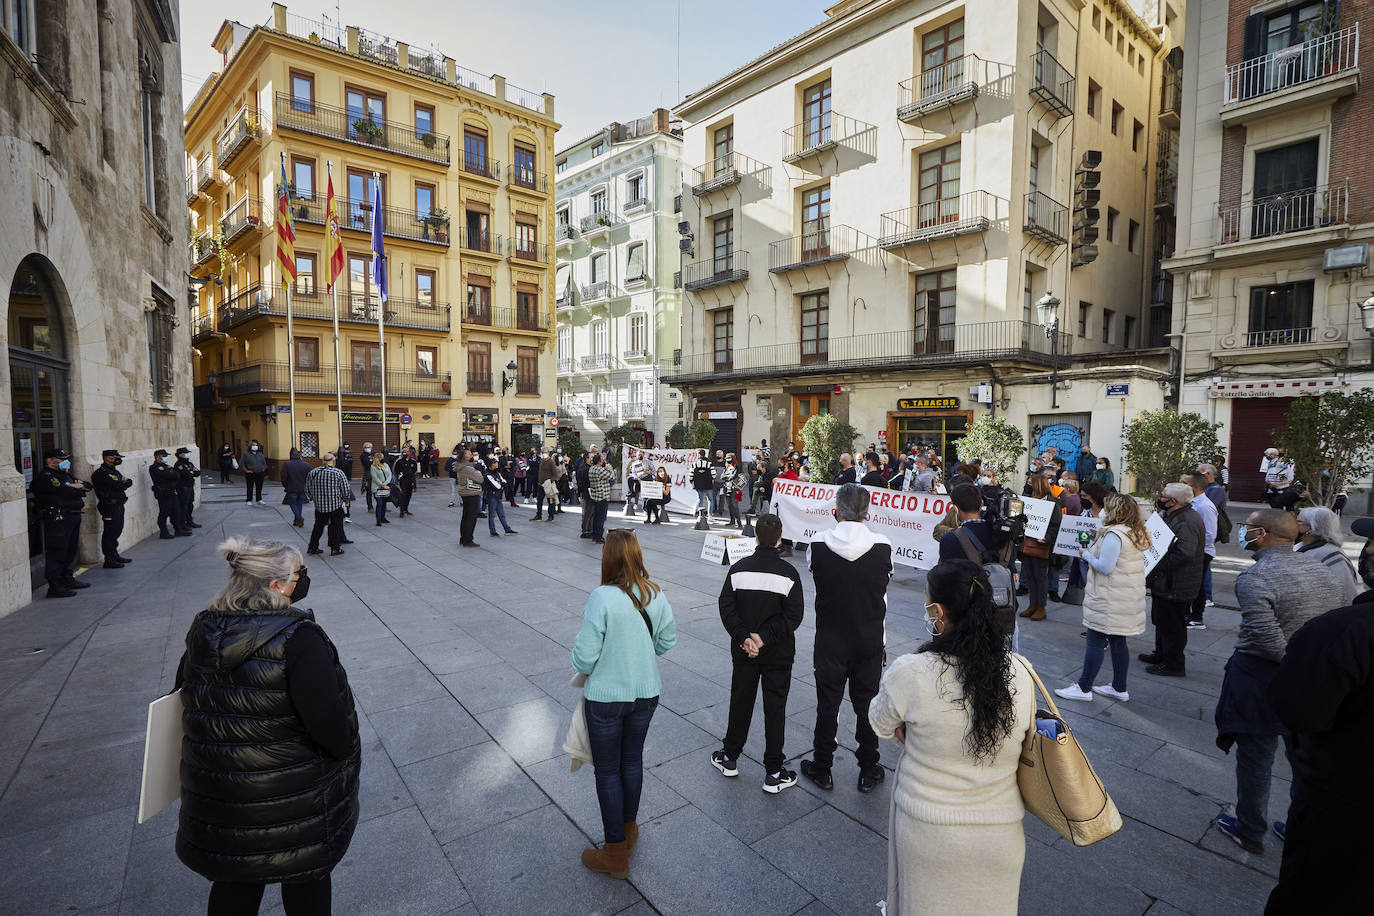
[188,522,203,528]
[102,560,125,569]
[1145,664,1186,678]
[340,539,355,545]
[800,760,833,791]
[857,766,886,794]
[307,547,323,555]
[175,530,192,537]
[46,584,77,598]
[1138,653,1161,665]
[62,579,91,590]
[330,547,344,556]
[159,532,175,540]
[116,556,133,564]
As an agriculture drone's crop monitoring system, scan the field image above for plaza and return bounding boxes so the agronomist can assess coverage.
[0,477,1290,915]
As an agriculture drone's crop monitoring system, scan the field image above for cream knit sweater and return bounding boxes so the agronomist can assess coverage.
[870,651,1035,825]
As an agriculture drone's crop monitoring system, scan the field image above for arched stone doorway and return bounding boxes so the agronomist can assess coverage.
[7,256,73,588]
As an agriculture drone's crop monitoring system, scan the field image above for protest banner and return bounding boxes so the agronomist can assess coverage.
[725,536,756,565]
[1053,515,1101,557]
[1143,512,1176,575]
[770,477,950,570]
[639,480,663,502]
[623,446,701,517]
[1022,497,1056,539]
[700,534,727,565]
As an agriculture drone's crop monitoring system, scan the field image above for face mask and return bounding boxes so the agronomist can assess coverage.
[1359,551,1374,590]
[289,568,311,603]
[1097,464,1105,470]
[1237,525,1262,551]
[1292,542,1303,552]
[922,601,941,637]
[251,445,259,452]
[58,459,71,471]
[977,476,991,486]
[1156,499,1170,512]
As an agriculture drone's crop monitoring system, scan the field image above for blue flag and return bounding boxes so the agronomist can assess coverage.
[370,179,387,303]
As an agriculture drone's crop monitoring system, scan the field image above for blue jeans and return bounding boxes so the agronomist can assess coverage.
[1234,733,1293,845]
[374,494,389,522]
[696,489,711,513]
[585,696,658,844]
[486,495,513,533]
[1077,628,1130,692]
[285,492,305,522]
[592,499,608,540]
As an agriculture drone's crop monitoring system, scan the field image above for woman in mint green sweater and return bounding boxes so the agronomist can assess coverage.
[572,529,676,880]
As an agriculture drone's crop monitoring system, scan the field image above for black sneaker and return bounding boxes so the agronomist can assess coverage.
[800,759,832,791]
[62,579,91,590]
[1145,663,1186,678]
[710,750,739,777]
[763,768,797,794]
[1187,619,1207,630]
[857,765,886,794]
[307,547,323,555]
[1137,652,1161,664]
[46,584,77,598]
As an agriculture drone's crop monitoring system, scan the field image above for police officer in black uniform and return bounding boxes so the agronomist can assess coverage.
[91,449,134,569]
[150,449,189,538]
[32,448,91,598]
[173,447,202,531]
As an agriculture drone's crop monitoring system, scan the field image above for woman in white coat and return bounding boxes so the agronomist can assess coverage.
[1055,492,1150,702]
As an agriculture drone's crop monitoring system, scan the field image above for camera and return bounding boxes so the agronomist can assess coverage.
[984,486,1027,540]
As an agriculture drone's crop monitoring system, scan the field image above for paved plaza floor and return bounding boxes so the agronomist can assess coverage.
[0,477,1310,915]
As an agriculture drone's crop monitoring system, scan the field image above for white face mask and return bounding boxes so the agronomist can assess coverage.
[1096,463,1105,470]
[923,601,941,637]
[977,476,991,486]
[251,445,259,452]
[1098,509,1106,521]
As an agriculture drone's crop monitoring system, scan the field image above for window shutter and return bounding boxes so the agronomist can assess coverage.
[626,244,645,279]
[1242,14,1265,61]
[556,263,570,292]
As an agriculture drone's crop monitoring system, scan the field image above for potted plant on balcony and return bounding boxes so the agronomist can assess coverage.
[352,118,385,145]
[419,131,437,149]
[424,207,450,243]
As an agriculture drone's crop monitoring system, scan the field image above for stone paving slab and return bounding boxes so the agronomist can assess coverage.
[0,479,1309,914]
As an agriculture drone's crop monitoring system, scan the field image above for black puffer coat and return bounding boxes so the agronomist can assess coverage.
[176,608,361,883]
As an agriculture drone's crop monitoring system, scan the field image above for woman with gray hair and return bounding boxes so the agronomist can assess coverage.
[1296,506,1359,603]
[173,537,360,915]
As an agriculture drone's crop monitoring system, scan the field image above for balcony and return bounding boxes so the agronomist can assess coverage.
[215,285,271,333]
[356,27,398,65]
[219,286,451,333]
[467,372,492,394]
[583,405,614,422]
[220,196,263,252]
[579,354,614,374]
[1217,180,1350,246]
[511,243,550,264]
[667,319,1073,384]
[682,251,750,292]
[623,196,650,214]
[1029,48,1075,119]
[769,225,858,273]
[1023,191,1069,246]
[557,358,574,376]
[194,382,225,410]
[190,234,217,269]
[1221,25,1359,123]
[621,402,650,420]
[499,306,549,333]
[581,281,613,303]
[273,92,452,166]
[1155,169,1178,209]
[1160,68,1182,128]
[1247,327,1315,347]
[509,167,548,193]
[195,158,217,193]
[1216,325,1349,359]
[191,312,216,344]
[622,348,649,362]
[461,155,501,182]
[580,211,621,239]
[293,194,453,246]
[690,151,770,197]
[458,228,502,255]
[557,288,576,310]
[898,54,984,122]
[215,361,451,400]
[556,223,579,244]
[879,191,999,248]
[782,112,876,165]
[186,172,199,205]
[216,107,261,171]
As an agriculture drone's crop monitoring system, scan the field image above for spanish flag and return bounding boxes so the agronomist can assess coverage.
[324,164,344,293]
[276,154,296,289]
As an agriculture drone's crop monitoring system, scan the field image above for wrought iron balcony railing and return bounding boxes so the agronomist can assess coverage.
[510,167,548,192]
[782,112,877,163]
[557,358,573,375]
[898,54,986,121]
[682,251,750,292]
[217,286,451,333]
[556,223,578,242]
[291,193,452,246]
[458,228,501,254]
[580,211,620,233]
[467,372,492,393]
[511,243,550,264]
[1029,48,1075,118]
[769,225,860,272]
[191,234,216,267]
[581,281,612,302]
[690,151,770,197]
[216,107,260,170]
[1245,327,1315,347]
[579,354,614,372]
[1217,180,1350,244]
[191,312,215,344]
[1160,67,1183,123]
[623,196,650,213]
[1023,191,1069,245]
[220,196,263,246]
[1223,24,1359,106]
[214,361,452,400]
[195,158,215,191]
[461,155,501,181]
[880,191,999,248]
[273,92,451,165]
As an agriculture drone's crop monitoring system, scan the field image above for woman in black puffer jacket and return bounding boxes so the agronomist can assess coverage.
[175,536,360,915]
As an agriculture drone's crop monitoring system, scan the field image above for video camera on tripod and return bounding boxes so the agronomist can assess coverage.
[983,485,1028,542]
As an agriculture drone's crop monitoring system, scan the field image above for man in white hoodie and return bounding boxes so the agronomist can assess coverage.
[801,483,894,794]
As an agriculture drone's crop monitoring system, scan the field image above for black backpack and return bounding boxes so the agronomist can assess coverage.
[691,464,713,490]
[952,526,1018,637]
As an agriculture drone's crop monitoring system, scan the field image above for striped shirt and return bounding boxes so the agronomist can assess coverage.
[587,463,615,501]
[305,465,352,513]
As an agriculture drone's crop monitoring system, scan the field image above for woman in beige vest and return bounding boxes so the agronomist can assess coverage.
[1055,492,1150,702]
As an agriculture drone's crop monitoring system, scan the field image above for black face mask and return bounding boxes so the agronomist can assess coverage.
[290,567,311,603]
[1360,550,1374,591]
[109,458,123,467]
[1156,499,1171,512]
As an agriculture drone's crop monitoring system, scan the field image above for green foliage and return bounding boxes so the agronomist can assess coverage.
[956,415,1027,479]
[666,421,689,449]
[800,413,860,481]
[556,429,585,460]
[601,425,646,469]
[1274,389,1374,508]
[1122,410,1224,498]
[513,432,541,455]
[687,419,718,451]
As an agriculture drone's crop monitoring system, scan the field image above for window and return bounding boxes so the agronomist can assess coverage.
[557,325,571,361]
[294,336,320,371]
[1117,33,1125,55]
[414,104,434,137]
[298,432,320,459]
[1102,308,1114,344]
[921,18,965,92]
[556,206,570,228]
[1086,79,1101,118]
[139,72,157,210]
[416,269,436,308]
[1028,141,1042,195]
[592,319,608,355]
[1132,119,1143,152]
[345,87,385,140]
[802,78,832,149]
[514,221,537,259]
[467,342,491,392]
[1078,301,1091,337]
[463,126,489,175]
[466,278,491,322]
[147,286,175,402]
[464,208,490,250]
[915,269,956,353]
[800,291,829,364]
[415,346,437,378]
[591,189,608,214]
[918,144,960,225]
[1251,138,1319,237]
[1023,267,1035,325]
[1124,315,1138,347]
[1249,281,1314,334]
[556,159,567,174]
[714,308,734,368]
[1110,100,1123,135]
[517,346,538,394]
[517,289,539,329]
[415,182,435,219]
[712,214,734,272]
[591,140,604,157]
[1128,219,1140,252]
[291,157,314,200]
[513,143,537,188]
[629,313,647,351]
[713,123,733,172]
[1137,56,1145,76]
[1104,22,1113,43]
[1263,2,1323,55]
[627,173,645,202]
[1092,7,1101,30]
[626,243,646,280]
[295,253,317,297]
[346,170,383,226]
[591,252,608,284]
[291,71,314,112]
[628,380,644,408]
[1106,207,1119,242]
[801,184,831,255]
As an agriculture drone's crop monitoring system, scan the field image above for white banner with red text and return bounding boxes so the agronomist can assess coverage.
[770,478,951,570]
[620,446,701,517]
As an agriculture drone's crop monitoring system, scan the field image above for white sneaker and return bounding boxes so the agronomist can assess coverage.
[1054,684,1093,702]
[256,500,264,505]
[1091,685,1130,702]
[245,499,253,505]
[1204,599,1215,608]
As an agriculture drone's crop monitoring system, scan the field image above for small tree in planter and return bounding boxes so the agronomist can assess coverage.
[687,419,717,452]
[352,118,384,144]
[799,413,859,482]
[1123,410,1224,498]
[419,132,437,149]
[424,206,449,243]
[556,429,585,461]
[602,424,646,470]
[666,421,689,448]
[956,415,1028,480]
[513,431,541,455]
[1274,389,1374,508]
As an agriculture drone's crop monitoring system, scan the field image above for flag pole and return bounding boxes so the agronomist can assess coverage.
[328,161,344,453]
[373,172,388,455]
[282,153,297,447]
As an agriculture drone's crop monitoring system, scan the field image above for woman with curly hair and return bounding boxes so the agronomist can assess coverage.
[869,560,1034,915]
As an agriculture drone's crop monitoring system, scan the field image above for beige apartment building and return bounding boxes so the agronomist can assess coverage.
[669,0,1182,474]
[185,3,558,466]
[1165,0,1373,503]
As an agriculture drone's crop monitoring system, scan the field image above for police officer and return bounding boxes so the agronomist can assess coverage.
[173,447,202,531]
[32,448,91,597]
[91,449,134,568]
[150,449,188,538]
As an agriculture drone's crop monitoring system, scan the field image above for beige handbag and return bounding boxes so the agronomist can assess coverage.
[1015,657,1122,846]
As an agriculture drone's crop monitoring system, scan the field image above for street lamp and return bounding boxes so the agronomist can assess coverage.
[500,360,518,396]
[1036,292,1062,409]
[1360,294,1374,369]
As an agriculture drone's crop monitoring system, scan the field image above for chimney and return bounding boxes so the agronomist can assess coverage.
[654,108,670,133]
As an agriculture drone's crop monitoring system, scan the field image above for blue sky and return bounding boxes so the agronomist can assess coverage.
[178,1,824,143]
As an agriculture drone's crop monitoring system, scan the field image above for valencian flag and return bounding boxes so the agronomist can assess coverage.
[370,177,388,303]
[324,167,344,292]
[276,155,296,288]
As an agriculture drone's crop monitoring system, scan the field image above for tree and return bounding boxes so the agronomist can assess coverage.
[601,424,646,470]
[956,415,1028,479]
[1274,389,1374,508]
[513,432,541,455]
[556,429,585,461]
[799,413,859,482]
[666,421,689,448]
[687,418,717,451]
[1122,410,1224,498]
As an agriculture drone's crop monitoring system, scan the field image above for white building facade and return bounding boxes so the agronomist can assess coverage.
[554,110,685,446]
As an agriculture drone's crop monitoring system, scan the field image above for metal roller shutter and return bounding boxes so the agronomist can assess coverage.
[1228,398,1295,502]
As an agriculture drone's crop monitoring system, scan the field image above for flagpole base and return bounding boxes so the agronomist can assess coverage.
[694,510,711,531]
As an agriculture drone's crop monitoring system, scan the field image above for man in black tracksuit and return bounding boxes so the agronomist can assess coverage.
[91,449,134,568]
[802,482,894,794]
[711,514,805,792]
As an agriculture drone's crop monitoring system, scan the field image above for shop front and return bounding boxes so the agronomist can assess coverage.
[886,397,971,466]
[341,410,403,454]
[463,408,497,445]
[510,410,546,453]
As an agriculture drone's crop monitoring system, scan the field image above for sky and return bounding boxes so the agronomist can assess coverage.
[178,0,825,145]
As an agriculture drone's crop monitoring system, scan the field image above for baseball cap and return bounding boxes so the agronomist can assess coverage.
[153,449,169,458]
[42,448,69,460]
[102,449,125,458]
[175,447,190,456]
[1351,517,1374,539]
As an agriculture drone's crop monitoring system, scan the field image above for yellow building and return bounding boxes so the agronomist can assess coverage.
[185,3,558,467]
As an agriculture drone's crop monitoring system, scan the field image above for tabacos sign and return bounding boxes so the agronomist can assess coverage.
[897,396,960,410]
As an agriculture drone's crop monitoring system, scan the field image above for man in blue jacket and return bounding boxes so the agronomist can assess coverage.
[1074,443,1098,484]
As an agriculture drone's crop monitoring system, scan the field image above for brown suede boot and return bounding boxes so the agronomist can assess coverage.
[1029,605,1047,621]
[1019,604,1036,618]
[581,840,631,879]
[624,822,638,853]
